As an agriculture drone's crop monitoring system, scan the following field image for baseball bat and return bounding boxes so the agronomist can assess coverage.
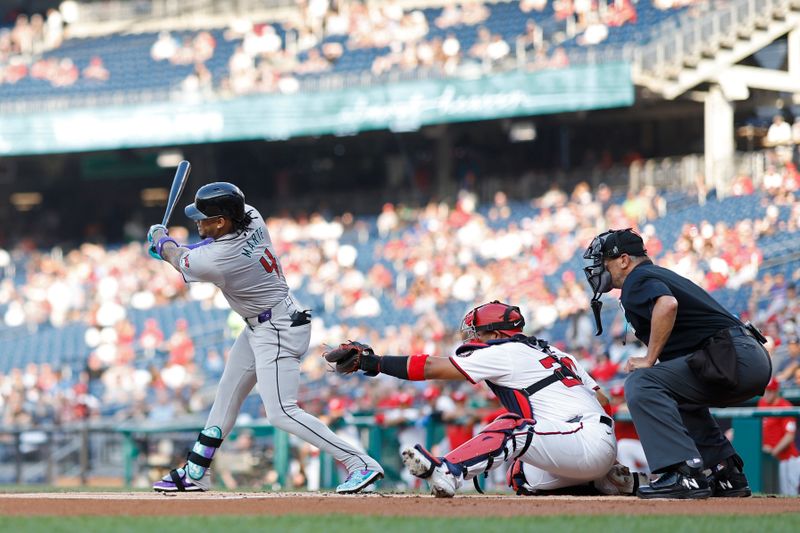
[162,160,191,226]
[149,160,191,257]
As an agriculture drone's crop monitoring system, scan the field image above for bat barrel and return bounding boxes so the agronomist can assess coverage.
[161,160,191,226]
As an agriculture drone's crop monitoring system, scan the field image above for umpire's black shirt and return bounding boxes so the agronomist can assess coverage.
[621,260,739,361]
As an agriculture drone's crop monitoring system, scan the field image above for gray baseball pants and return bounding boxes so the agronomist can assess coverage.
[624,331,771,473]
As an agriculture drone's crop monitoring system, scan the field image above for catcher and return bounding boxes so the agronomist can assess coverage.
[325,300,646,497]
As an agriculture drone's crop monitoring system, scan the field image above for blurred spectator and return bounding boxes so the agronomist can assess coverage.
[775,335,800,383]
[83,56,109,81]
[757,378,800,495]
[139,318,164,359]
[166,318,195,367]
[151,31,178,62]
[766,115,793,147]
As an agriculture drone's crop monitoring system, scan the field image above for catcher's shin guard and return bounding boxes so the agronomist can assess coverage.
[185,426,223,481]
[507,458,535,495]
[443,413,534,484]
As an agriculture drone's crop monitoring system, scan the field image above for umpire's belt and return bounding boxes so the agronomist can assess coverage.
[727,326,754,340]
[566,414,613,428]
[244,296,293,328]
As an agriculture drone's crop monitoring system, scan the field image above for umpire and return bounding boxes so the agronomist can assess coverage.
[582,228,771,499]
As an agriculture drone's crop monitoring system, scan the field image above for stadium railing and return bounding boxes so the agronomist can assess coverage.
[1,402,797,492]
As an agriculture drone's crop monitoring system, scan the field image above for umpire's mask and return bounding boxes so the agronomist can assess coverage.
[582,229,646,336]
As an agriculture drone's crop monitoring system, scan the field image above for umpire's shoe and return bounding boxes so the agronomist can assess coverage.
[637,462,712,499]
[709,454,752,497]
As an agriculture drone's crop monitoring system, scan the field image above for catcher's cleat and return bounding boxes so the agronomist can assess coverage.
[402,444,440,479]
[153,466,210,492]
[593,463,649,496]
[402,445,461,498]
[336,469,383,494]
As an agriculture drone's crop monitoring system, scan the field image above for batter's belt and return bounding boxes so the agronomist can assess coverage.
[243,295,295,328]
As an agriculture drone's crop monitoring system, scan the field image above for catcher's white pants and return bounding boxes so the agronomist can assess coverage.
[516,414,617,490]
[204,295,382,475]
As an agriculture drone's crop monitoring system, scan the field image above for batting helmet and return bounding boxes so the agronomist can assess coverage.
[185,182,245,222]
[460,300,525,340]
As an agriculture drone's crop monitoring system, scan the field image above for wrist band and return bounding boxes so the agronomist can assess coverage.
[407,354,429,381]
[156,236,179,258]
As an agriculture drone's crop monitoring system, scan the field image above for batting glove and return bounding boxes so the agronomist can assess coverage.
[147,224,168,244]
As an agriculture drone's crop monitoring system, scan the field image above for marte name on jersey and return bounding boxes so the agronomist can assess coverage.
[240,226,266,258]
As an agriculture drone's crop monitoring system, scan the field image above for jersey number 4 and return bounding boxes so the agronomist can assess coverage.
[259,248,283,279]
[538,355,583,388]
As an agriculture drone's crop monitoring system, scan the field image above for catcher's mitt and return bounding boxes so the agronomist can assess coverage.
[323,341,375,375]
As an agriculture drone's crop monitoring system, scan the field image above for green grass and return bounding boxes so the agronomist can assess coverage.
[1,515,800,533]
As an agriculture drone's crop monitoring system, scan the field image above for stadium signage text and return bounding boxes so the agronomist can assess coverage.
[0,63,633,155]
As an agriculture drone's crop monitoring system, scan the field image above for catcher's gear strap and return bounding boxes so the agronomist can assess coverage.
[411,444,442,479]
[522,342,580,397]
[444,413,534,491]
[455,341,489,356]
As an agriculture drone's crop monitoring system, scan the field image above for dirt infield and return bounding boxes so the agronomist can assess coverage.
[0,492,797,516]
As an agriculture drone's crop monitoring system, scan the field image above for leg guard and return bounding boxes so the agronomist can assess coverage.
[506,458,535,495]
[443,413,534,482]
[185,426,223,481]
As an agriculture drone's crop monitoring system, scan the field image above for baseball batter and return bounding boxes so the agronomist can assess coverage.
[146,182,383,494]
[324,301,646,497]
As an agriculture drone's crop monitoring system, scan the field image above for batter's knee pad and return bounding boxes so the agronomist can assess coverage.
[186,427,223,481]
[444,413,535,478]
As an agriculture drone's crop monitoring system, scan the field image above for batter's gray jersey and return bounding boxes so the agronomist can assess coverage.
[178,205,289,318]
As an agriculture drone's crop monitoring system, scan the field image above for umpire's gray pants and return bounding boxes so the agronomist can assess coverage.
[624,332,771,473]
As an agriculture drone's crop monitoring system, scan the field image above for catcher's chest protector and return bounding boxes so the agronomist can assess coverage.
[457,335,579,417]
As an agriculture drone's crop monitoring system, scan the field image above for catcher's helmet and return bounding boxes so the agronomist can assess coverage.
[460,300,525,340]
[185,182,245,222]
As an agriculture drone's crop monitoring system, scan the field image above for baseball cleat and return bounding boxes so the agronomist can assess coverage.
[709,468,751,497]
[401,445,460,498]
[636,465,711,499]
[153,466,209,492]
[401,445,439,479]
[709,455,751,497]
[594,463,650,496]
[336,469,383,494]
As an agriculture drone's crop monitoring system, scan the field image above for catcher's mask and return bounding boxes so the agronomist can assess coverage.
[460,300,525,341]
[583,228,646,336]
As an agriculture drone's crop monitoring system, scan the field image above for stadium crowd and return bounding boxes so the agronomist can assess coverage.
[1,0,708,94]
[2,162,799,418]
